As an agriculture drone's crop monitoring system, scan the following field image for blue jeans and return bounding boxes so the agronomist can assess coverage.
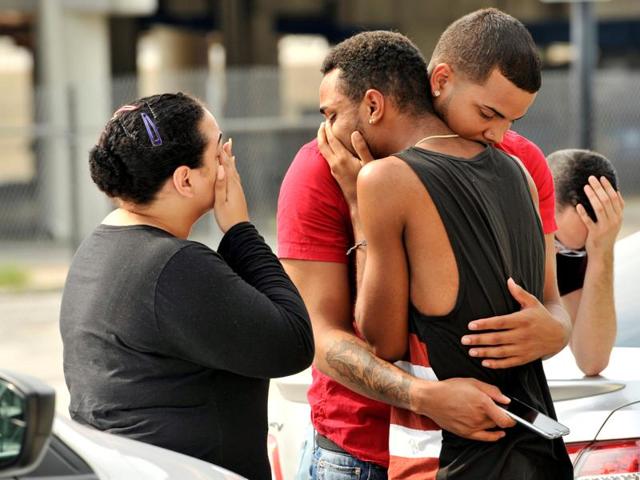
[294,424,315,480]
[310,442,388,480]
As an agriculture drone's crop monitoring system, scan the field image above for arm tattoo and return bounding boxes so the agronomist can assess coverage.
[326,338,411,408]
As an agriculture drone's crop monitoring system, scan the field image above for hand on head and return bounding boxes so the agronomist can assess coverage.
[577,175,624,255]
[213,138,250,233]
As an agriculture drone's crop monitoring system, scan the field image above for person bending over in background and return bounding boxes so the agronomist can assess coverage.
[60,92,313,480]
[548,149,624,376]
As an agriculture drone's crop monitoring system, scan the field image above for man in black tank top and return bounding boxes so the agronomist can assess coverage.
[315,26,573,479]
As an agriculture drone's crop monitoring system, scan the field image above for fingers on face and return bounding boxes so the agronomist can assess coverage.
[317,122,326,143]
[317,122,331,157]
[222,139,232,157]
[351,131,374,164]
[215,165,227,203]
[216,164,225,182]
[324,121,347,154]
[220,147,238,180]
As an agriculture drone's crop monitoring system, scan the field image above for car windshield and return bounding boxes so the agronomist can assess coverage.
[614,231,640,347]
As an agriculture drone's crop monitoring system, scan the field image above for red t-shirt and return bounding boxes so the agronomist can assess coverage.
[496,130,557,234]
[276,132,556,468]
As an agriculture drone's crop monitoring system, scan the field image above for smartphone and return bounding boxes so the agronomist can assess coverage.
[498,397,570,440]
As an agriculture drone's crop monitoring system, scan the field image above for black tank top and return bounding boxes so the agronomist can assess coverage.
[395,146,572,479]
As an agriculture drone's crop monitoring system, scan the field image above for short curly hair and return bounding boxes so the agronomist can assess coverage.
[430,8,541,93]
[89,92,207,205]
[547,149,618,222]
[321,30,433,116]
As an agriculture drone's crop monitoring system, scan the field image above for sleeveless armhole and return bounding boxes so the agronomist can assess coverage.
[393,149,468,321]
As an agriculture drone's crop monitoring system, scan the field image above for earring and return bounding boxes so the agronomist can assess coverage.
[433,90,441,97]
[368,117,375,125]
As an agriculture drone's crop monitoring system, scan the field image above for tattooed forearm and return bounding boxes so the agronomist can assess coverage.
[326,337,412,408]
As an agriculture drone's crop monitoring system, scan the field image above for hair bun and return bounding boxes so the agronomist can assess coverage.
[89,143,131,198]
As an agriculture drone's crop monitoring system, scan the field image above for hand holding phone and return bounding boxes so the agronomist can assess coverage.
[498,397,570,440]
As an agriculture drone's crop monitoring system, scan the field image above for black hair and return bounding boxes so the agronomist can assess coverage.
[89,92,207,205]
[430,8,541,93]
[321,30,433,116]
[547,149,618,222]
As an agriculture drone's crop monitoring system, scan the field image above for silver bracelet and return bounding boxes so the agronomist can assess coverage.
[346,239,368,256]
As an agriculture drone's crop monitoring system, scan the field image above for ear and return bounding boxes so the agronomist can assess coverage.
[363,89,385,125]
[430,63,453,97]
[172,166,195,198]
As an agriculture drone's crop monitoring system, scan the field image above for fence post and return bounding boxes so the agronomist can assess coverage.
[571,1,598,150]
[67,85,81,253]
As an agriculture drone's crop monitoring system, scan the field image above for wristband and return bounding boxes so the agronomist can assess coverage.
[346,239,367,256]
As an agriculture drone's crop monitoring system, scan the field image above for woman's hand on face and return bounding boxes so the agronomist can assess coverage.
[213,139,250,233]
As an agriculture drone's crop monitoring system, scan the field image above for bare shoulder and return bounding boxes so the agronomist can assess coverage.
[358,155,417,192]
[358,155,435,224]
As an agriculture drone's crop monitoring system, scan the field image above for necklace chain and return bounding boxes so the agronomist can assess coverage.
[415,133,459,145]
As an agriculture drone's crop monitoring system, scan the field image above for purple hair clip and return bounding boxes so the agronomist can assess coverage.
[141,112,163,147]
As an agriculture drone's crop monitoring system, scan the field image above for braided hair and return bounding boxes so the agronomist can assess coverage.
[89,92,206,204]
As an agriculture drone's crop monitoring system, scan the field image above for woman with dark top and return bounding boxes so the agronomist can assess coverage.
[59,92,314,480]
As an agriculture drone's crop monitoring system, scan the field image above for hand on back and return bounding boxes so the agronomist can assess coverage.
[461,278,566,368]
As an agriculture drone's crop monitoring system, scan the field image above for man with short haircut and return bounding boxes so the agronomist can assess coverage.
[278,10,571,479]
[548,149,624,376]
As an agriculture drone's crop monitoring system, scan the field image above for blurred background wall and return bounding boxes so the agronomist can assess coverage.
[0,0,639,254]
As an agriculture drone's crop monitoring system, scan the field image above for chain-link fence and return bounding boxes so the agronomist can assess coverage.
[1,67,639,256]
[516,69,640,193]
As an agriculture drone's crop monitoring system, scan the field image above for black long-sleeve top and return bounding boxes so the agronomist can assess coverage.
[60,222,313,479]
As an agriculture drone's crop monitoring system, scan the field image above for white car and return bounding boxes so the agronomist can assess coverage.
[544,230,640,479]
[273,231,640,479]
[0,370,246,480]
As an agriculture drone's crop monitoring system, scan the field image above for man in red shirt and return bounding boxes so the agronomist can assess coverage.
[278,10,570,479]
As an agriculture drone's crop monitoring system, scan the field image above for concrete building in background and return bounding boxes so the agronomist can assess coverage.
[0,0,157,244]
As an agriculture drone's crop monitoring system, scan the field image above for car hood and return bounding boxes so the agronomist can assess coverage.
[544,346,640,443]
[53,417,246,480]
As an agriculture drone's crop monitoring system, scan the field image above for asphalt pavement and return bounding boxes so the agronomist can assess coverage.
[0,290,69,414]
